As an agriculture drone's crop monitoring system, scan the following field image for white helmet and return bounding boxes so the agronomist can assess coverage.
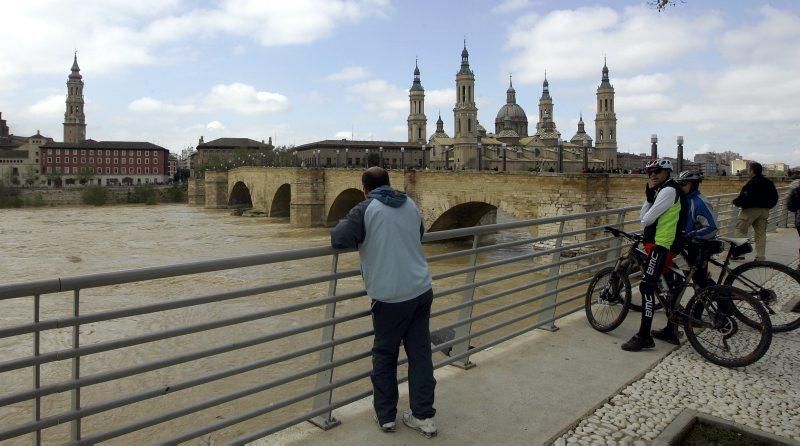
[678,170,703,182]
[645,158,673,173]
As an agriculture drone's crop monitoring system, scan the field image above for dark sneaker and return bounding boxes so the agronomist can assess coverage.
[731,256,746,261]
[621,334,655,351]
[651,327,680,345]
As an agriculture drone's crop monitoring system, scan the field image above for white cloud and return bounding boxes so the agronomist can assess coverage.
[128,97,195,113]
[27,95,65,116]
[128,83,289,116]
[326,66,371,82]
[0,0,391,89]
[505,6,723,83]
[206,121,225,130]
[204,83,289,115]
[425,89,455,111]
[334,131,353,139]
[346,79,406,121]
[492,0,538,14]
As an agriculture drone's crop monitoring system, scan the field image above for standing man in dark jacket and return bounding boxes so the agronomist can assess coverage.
[331,167,437,438]
[732,162,779,261]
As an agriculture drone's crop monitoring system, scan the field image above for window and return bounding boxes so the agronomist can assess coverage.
[113,158,118,164]
[137,158,141,164]
[153,167,158,174]
[72,149,77,155]
[73,157,77,163]
[105,167,110,174]
[114,167,119,174]
[468,118,472,133]
[105,158,110,164]
[81,150,86,155]
[113,150,118,156]
[105,150,110,156]
[122,167,127,174]
[153,158,158,164]
[45,166,51,173]
[81,157,86,163]
[604,99,608,112]
[599,129,604,142]
[96,167,102,174]
[145,167,150,174]
[47,157,52,163]
[89,157,94,163]
[137,167,141,174]
[129,158,133,164]
[121,158,126,164]
[145,158,149,164]
[90,150,95,155]
[56,149,61,155]
[56,157,60,163]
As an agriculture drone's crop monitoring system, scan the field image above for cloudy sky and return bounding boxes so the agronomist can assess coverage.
[1,0,799,164]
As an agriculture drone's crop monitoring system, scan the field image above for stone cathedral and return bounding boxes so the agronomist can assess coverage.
[419,43,618,172]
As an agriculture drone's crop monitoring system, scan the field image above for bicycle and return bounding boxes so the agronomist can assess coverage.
[585,226,773,368]
[627,234,800,332]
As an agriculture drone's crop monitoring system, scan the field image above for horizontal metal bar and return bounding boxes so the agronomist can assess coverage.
[74,350,373,445]
[0,328,374,440]
[0,269,361,339]
[0,309,370,409]
[0,289,367,374]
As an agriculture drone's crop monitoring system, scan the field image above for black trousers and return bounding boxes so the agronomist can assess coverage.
[370,288,436,424]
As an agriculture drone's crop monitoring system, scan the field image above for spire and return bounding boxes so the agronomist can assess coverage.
[600,57,611,87]
[541,71,550,99]
[506,73,516,104]
[411,58,423,91]
[578,113,585,133]
[459,39,471,74]
[69,51,82,80]
[436,111,444,132]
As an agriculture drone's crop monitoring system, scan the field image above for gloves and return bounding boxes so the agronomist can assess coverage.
[645,183,656,204]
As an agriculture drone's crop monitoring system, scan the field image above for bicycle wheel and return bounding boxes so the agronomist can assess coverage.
[684,285,772,368]
[627,261,665,313]
[723,260,800,332]
[585,267,631,332]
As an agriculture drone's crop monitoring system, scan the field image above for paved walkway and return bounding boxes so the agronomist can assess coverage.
[256,228,799,446]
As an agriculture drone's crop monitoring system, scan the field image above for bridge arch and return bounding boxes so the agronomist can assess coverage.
[228,181,253,209]
[270,183,291,217]
[326,188,365,226]
[428,201,498,232]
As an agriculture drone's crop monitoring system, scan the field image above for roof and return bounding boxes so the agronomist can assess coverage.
[0,149,29,159]
[0,136,24,149]
[495,103,528,121]
[43,141,167,151]
[294,139,427,152]
[197,137,271,149]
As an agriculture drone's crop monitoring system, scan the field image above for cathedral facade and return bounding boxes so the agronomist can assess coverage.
[423,45,618,172]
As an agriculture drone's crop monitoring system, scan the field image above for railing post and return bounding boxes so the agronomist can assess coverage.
[449,234,480,370]
[70,290,81,443]
[309,254,342,430]
[32,295,41,446]
[607,211,626,264]
[767,205,778,233]
[727,206,740,237]
[538,221,565,332]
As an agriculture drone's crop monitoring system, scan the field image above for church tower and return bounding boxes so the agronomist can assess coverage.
[407,59,427,144]
[536,73,554,134]
[63,52,86,143]
[452,41,478,169]
[594,59,617,167]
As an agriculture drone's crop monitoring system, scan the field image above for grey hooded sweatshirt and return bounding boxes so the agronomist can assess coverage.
[330,185,432,303]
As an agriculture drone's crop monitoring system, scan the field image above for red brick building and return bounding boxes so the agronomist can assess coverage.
[41,141,169,186]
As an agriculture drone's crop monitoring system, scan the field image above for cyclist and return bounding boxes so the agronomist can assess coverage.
[650,170,719,345]
[622,158,687,351]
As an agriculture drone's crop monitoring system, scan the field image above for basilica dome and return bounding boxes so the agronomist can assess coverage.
[494,78,528,137]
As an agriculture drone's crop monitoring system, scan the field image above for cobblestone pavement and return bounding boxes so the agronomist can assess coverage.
[556,271,800,445]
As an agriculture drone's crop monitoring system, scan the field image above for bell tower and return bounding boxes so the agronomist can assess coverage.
[452,41,478,169]
[594,58,617,167]
[407,59,427,144]
[63,52,86,143]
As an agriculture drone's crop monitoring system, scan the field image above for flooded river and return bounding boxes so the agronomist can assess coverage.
[0,204,588,445]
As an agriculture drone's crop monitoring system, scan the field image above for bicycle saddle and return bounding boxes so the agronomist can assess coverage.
[716,236,749,246]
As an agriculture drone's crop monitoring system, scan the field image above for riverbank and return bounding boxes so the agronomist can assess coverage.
[0,184,186,207]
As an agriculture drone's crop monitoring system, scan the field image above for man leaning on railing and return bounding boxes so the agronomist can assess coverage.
[330,166,438,439]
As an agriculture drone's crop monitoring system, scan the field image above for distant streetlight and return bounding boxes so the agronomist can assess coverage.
[677,136,684,173]
[651,134,658,159]
[345,148,349,168]
[336,149,340,168]
[502,143,507,172]
[444,145,450,170]
[477,141,482,171]
[583,138,590,173]
[379,146,384,167]
[557,139,564,173]
[421,144,426,169]
[400,147,405,170]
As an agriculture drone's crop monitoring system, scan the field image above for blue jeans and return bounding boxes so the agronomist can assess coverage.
[370,289,436,424]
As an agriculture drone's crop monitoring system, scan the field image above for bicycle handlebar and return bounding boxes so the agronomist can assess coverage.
[604,226,642,242]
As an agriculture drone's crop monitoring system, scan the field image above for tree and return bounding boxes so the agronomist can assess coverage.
[174,168,190,183]
[46,169,63,188]
[76,165,95,185]
[23,166,38,186]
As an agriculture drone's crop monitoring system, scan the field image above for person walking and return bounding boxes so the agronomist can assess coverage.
[787,177,800,268]
[622,158,687,351]
[331,166,438,438]
[732,162,779,261]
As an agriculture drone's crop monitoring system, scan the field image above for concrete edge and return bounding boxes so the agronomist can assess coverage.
[653,408,800,446]
[541,343,681,446]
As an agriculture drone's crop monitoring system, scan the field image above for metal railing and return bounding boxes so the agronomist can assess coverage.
[0,188,791,445]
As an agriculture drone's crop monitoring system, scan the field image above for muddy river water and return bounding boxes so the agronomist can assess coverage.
[0,204,585,445]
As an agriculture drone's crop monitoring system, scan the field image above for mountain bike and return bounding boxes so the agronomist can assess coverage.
[585,226,772,368]
[627,235,800,332]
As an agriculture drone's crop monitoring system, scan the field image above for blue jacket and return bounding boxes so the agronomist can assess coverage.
[330,186,432,303]
[685,191,718,240]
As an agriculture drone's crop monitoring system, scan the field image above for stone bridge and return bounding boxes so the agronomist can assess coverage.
[188,167,786,234]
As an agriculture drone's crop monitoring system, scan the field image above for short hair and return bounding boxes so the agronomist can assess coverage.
[750,162,763,176]
[362,167,390,191]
